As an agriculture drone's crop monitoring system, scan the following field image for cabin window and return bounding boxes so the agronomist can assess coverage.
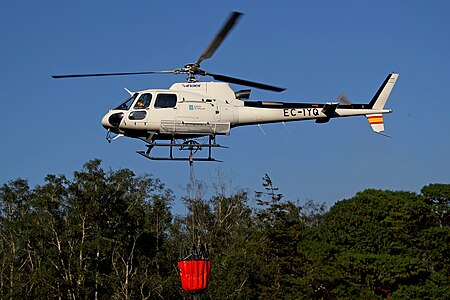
[133,93,152,109]
[115,93,137,110]
[154,94,177,108]
[128,111,147,120]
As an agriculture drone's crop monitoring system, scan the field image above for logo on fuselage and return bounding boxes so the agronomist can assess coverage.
[182,83,201,88]
[188,104,205,111]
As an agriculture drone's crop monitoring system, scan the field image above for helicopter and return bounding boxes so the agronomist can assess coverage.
[52,12,399,164]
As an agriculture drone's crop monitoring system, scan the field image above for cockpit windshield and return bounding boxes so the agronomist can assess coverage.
[114,93,137,110]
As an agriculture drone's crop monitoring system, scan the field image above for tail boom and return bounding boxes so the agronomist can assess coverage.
[232,73,398,134]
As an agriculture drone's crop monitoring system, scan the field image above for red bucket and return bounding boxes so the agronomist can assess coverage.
[178,259,211,294]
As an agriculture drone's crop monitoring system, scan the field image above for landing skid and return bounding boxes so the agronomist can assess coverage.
[136,136,227,165]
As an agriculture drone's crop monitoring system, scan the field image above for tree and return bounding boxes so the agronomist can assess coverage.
[0,160,178,299]
[254,174,306,299]
[206,189,257,299]
[421,183,450,227]
[1,162,449,299]
[0,179,31,298]
[314,189,449,299]
[29,174,70,298]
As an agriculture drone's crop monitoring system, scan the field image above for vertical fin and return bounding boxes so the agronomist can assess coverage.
[369,73,399,109]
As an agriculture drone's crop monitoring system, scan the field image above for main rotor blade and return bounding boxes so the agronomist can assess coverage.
[207,72,285,92]
[52,70,175,79]
[195,11,243,66]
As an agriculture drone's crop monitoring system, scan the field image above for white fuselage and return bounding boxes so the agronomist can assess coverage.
[101,80,392,140]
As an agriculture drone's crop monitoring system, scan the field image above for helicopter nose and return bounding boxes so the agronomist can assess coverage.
[102,112,124,129]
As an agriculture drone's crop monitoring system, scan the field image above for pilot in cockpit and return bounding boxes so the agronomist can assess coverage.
[134,93,152,109]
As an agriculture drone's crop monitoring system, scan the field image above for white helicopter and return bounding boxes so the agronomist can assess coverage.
[53,12,399,164]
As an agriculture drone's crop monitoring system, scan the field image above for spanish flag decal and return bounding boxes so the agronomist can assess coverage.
[366,114,385,133]
[367,114,384,125]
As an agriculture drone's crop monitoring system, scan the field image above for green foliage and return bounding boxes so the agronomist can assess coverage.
[0,159,176,299]
[0,163,448,299]
[312,189,450,299]
[421,183,450,227]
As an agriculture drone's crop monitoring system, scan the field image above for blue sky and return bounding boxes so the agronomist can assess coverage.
[1,1,449,213]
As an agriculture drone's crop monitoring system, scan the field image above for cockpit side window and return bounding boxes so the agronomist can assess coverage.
[154,94,177,108]
[133,93,152,109]
[115,93,137,110]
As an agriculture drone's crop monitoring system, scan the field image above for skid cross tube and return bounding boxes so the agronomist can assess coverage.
[136,135,226,163]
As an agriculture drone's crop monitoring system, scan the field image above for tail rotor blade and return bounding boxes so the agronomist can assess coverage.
[338,93,351,105]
